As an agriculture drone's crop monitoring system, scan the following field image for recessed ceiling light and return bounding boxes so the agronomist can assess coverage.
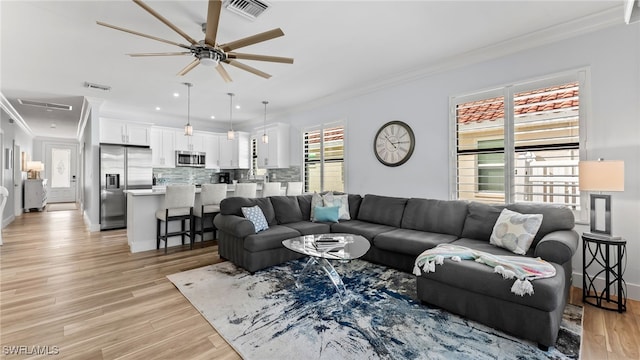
[156,107,161,111]
[50,123,57,128]
[210,115,215,119]
[173,92,180,97]
[235,105,241,109]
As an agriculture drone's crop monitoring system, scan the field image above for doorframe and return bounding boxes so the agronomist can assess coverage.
[42,140,79,203]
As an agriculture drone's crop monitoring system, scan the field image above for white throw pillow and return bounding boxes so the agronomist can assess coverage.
[322,192,350,220]
[490,208,543,255]
[310,192,323,221]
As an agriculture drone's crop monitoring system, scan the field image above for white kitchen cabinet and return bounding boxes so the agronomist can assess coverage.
[219,132,250,169]
[150,127,176,168]
[203,133,220,169]
[24,179,48,212]
[100,118,151,146]
[256,123,290,168]
[175,130,205,152]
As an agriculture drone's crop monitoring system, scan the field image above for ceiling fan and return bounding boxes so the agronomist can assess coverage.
[97,0,293,82]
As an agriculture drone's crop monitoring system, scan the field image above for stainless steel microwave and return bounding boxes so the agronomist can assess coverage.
[176,151,205,167]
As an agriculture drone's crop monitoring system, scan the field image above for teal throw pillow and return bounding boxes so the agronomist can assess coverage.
[241,205,269,233]
[313,206,340,223]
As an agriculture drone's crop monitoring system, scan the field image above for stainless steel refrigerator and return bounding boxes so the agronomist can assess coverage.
[100,145,152,230]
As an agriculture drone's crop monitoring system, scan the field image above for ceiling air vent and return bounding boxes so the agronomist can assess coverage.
[17,99,72,111]
[84,81,111,91]
[224,0,270,21]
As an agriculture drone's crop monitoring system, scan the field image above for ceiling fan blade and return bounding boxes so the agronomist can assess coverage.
[177,59,200,76]
[227,52,294,64]
[225,60,271,79]
[204,0,222,47]
[132,0,198,45]
[127,52,191,57]
[216,63,232,83]
[97,21,190,49]
[220,28,285,52]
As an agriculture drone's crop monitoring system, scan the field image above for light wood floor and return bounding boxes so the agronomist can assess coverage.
[1,209,638,359]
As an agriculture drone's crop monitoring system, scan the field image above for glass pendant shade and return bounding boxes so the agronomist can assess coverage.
[227,130,235,140]
[183,82,193,136]
[262,100,269,143]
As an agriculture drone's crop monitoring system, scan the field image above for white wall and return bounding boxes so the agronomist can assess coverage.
[278,23,640,299]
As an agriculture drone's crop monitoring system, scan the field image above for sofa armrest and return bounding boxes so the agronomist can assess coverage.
[214,214,255,238]
[534,230,579,265]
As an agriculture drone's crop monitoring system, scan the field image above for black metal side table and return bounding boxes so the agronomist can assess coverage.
[582,232,626,312]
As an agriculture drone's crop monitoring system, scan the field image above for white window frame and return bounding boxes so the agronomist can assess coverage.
[302,121,346,193]
[449,69,589,219]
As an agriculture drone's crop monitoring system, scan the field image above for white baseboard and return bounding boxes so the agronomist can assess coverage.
[572,271,640,302]
[83,211,100,232]
[2,214,16,229]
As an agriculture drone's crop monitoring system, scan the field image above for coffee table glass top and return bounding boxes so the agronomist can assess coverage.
[282,233,370,261]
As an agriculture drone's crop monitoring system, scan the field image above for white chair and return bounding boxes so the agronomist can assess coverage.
[156,185,195,253]
[0,186,8,246]
[262,182,282,197]
[234,183,257,198]
[286,182,303,196]
[194,184,227,244]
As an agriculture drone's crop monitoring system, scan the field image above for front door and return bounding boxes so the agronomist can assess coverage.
[45,143,78,203]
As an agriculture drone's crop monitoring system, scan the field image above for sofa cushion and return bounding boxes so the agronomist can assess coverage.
[490,208,543,255]
[460,202,505,241]
[282,221,332,235]
[401,198,468,237]
[244,225,301,252]
[322,193,350,220]
[374,228,457,256]
[417,239,566,312]
[220,197,277,225]
[507,203,575,247]
[357,194,407,227]
[270,196,304,224]
[297,194,313,220]
[330,220,395,241]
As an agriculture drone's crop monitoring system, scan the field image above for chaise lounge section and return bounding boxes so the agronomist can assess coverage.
[213,193,578,349]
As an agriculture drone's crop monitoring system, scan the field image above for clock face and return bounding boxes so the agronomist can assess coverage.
[374,121,415,167]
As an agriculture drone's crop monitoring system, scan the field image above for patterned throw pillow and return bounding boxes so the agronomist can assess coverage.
[241,205,269,233]
[322,192,351,220]
[309,192,323,221]
[490,208,543,255]
[313,206,340,223]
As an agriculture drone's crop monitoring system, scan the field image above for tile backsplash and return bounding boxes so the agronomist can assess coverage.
[154,166,301,185]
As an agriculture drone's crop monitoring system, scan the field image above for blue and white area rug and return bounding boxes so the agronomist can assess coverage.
[168,259,582,360]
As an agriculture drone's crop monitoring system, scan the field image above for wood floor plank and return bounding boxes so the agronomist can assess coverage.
[1,208,639,359]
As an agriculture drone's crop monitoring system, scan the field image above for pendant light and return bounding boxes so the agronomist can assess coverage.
[227,92,235,140]
[183,82,193,136]
[261,101,269,144]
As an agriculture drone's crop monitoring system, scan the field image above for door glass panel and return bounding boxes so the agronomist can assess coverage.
[51,148,71,188]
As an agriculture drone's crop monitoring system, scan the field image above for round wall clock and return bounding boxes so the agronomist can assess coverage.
[373,120,415,167]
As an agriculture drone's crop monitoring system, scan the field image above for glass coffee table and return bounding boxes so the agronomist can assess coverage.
[282,233,370,302]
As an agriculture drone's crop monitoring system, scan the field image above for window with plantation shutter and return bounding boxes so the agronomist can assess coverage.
[453,72,584,210]
[303,125,344,193]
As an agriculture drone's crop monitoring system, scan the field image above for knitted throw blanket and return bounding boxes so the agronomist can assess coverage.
[413,244,556,296]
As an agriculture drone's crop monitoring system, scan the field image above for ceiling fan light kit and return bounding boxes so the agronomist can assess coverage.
[97,0,293,83]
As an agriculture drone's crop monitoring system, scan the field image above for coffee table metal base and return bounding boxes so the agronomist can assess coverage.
[296,256,347,302]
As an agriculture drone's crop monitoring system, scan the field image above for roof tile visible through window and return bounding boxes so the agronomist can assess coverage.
[457,82,578,124]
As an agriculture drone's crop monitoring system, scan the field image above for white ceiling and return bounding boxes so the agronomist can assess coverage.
[0,0,623,139]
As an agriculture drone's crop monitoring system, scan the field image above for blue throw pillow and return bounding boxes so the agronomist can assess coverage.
[313,206,340,223]
[241,205,269,233]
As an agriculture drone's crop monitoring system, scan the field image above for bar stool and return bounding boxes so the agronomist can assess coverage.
[286,182,303,196]
[194,183,227,245]
[262,182,282,197]
[156,184,195,253]
[234,183,257,198]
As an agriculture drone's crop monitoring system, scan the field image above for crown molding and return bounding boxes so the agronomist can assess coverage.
[0,91,34,137]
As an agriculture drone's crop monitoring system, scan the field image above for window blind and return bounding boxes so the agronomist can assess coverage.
[303,125,344,193]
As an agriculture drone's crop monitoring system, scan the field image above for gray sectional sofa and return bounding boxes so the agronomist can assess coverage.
[213,193,578,350]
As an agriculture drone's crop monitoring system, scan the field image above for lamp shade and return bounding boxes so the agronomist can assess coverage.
[579,160,624,191]
[27,161,44,172]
